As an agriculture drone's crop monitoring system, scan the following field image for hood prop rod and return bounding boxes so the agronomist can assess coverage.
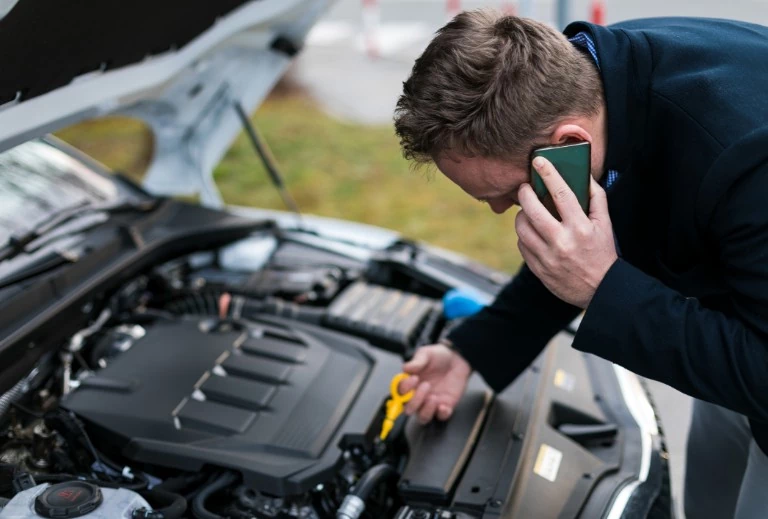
[234,101,303,221]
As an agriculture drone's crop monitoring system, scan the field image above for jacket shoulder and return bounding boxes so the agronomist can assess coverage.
[697,127,768,231]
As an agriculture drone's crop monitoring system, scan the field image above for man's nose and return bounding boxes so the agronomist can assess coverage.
[488,199,513,214]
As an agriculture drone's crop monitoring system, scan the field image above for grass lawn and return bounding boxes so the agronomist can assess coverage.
[55,89,523,273]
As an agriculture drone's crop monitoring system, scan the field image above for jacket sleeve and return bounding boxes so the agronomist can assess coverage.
[572,166,768,422]
[447,263,581,392]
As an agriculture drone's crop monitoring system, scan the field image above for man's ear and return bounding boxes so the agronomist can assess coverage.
[550,122,593,146]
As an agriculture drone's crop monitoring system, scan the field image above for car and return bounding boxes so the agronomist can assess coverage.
[0,1,672,518]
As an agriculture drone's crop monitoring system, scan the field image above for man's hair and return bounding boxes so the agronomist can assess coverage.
[394,10,604,166]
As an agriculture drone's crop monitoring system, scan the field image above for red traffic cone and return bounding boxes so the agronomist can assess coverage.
[362,0,380,60]
[590,0,606,25]
[446,0,461,21]
[501,2,517,16]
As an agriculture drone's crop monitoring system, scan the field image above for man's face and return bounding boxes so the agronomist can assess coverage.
[434,153,530,215]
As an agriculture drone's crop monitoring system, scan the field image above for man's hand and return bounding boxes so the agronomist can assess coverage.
[398,344,472,424]
[515,156,618,309]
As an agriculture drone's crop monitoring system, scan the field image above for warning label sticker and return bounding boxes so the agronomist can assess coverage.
[533,444,563,483]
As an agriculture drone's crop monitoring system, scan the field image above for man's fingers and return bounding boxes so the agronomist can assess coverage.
[436,404,454,421]
[515,210,547,251]
[588,176,610,221]
[398,375,419,395]
[518,240,545,279]
[532,156,586,224]
[518,183,559,240]
[404,381,431,416]
[403,349,429,374]
[418,395,439,424]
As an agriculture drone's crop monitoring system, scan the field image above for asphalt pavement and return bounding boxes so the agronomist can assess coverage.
[289,2,768,516]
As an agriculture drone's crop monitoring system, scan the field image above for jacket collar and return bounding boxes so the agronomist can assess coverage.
[564,22,653,176]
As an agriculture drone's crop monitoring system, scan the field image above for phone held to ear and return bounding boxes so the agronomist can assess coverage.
[530,141,591,214]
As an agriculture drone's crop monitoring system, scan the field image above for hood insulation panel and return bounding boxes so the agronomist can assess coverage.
[0,0,249,105]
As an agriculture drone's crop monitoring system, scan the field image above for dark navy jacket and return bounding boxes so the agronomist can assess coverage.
[447,17,768,454]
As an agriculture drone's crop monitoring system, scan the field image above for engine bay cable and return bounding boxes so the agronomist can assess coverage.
[135,488,188,519]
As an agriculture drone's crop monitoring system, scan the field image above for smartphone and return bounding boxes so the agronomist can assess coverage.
[530,141,591,214]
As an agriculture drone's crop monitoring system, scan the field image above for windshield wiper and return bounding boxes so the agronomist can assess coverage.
[0,199,158,263]
[0,249,80,292]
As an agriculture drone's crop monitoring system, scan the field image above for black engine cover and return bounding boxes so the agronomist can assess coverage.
[62,315,402,495]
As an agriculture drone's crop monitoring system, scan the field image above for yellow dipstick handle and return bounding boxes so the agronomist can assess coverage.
[380,373,415,440]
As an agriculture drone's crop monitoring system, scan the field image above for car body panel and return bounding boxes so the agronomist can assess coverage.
[0,0,331,206]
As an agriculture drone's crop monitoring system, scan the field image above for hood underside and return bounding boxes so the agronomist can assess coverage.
[0,0,249,106]
[0,0,331,205]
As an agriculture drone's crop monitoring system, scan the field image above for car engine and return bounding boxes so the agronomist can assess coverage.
[0,231,490,519]
[63,315,402,497]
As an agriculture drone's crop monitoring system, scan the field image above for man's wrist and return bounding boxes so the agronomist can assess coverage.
[438,337,455,350]
[438,338,473,372]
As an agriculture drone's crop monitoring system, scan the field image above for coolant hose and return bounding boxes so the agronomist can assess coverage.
[164,292,325,325]
[156,472,207,494]
[336,464,397,519]
[238,296,325,324]
[191,472,238,519]
[139,488,187,519]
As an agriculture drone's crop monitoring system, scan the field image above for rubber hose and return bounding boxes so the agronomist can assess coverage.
[156,472,207,494]
[240,297,325,324]
[165,292,325,325]
[337,464,397,519]
[191,472,238,519]
[139,488,187,519]
[351,464,397,499]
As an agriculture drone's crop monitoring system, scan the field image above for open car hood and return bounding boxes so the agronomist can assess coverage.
[0,0,331,206]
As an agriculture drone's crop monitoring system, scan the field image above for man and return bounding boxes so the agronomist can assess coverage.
[393,10,768,519]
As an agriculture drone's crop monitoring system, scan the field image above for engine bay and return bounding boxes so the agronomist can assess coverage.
[0,216,664,519]
[0,229,491,519]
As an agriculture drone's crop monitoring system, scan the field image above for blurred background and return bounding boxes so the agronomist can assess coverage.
[55,2,768,517]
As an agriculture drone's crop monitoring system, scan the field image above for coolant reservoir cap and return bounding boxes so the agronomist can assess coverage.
[34,481,103,518]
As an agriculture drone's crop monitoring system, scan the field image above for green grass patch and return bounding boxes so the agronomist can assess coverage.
[56,94,523,273]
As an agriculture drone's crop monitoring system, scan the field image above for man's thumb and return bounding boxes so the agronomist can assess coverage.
[403,349,429,374]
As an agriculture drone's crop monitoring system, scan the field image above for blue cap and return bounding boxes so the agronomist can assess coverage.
[443,288,487,319]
